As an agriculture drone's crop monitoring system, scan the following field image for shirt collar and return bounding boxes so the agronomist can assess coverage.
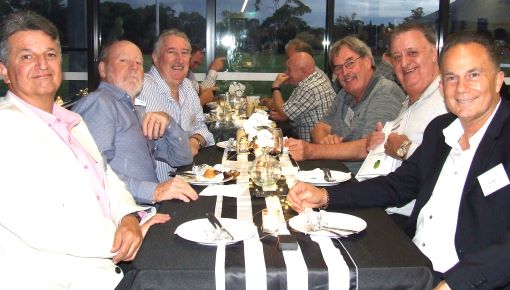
[98,81,132,104]
[443,99,501,150]
[7,91,80,131]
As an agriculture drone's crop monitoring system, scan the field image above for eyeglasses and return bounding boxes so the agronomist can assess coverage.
[332,56,362,73]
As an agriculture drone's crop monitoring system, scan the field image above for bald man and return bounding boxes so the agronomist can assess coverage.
[270,52,335,141]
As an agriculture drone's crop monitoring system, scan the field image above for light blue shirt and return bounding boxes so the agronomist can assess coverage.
[73,82,192,204]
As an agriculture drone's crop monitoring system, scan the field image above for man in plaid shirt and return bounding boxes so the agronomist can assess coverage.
[269,52,336,141]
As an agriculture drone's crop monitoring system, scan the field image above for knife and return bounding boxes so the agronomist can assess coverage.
[205,213,219,230]
[207,213,234,240]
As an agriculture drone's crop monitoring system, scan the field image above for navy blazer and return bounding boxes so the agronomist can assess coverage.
[329,100,510,289]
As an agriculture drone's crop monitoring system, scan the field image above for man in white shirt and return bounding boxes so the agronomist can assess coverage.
[287,32,510,290]
[139,29,214,181]
[358,24,448,217]
[0,11,169,289]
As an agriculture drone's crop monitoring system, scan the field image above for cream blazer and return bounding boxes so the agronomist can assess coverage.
[0,93,150,290]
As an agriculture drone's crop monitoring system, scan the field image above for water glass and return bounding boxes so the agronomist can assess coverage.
[269,128,284,156]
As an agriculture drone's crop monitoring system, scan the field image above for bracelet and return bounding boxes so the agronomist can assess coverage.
[271,87,281,92]
[319,188,329,210]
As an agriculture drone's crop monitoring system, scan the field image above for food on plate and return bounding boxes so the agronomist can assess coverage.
[204,168,217,179]
[223,170,240,179]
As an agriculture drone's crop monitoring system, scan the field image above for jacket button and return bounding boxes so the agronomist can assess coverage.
[115,267,122,274]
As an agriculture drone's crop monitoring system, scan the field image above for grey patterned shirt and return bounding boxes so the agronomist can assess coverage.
[321,75,406,173]
[283,71,336,141]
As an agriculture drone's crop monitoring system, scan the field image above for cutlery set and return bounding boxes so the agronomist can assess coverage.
[206,213,234,240]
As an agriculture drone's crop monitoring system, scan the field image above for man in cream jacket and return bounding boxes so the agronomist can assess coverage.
[0,11,169,290]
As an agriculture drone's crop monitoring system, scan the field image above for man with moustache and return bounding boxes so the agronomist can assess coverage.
[358,24,448,218]
[287,32,510,290]
[139,29,214,181]
[286,36,405,174]
[269,52,335,141]
[0,12,165,289]
[73,40,197,205]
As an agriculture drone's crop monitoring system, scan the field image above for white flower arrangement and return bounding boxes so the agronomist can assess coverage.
[242,112,275,150]
[228,81,246,97]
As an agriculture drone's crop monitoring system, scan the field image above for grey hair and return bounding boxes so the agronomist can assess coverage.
[388,23,437,53]
[0,11,60,65]
[285,38,314,56]
[329,36,375,68]
[153,28,191,55]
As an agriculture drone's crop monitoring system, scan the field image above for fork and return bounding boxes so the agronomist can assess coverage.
[322,168,336,182]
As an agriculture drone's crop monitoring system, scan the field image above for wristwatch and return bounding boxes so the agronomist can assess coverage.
[396,140,412,159]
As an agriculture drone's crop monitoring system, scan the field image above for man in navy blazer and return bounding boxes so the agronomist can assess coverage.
[287,32,510,290]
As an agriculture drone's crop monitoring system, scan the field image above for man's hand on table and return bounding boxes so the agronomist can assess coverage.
[153,176,198,203]
[112,214,143,264]
[143,112,169,140]
[141,213,171,237]
[318,134,343,145]
[366,121,385,151]
[286,138,310,161]
[287,182,327,212]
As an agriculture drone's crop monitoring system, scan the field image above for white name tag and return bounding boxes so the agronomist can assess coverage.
[477,164,510,197]
[344,107,354,128]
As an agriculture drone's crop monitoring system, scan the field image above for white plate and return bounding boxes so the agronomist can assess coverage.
[216,140,236,149]
[178,173,234,185]
[289,211,366,237]
[295,169,351,186]
[175,218,258,245]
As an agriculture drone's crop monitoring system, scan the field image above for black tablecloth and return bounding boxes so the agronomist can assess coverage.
[119,146,433,290]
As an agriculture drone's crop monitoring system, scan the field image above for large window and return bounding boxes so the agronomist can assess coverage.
[333,1,439,62]
[100,0,206,71]
[448,0,510,77]
[215,0,328,96]
[0,0,88,104]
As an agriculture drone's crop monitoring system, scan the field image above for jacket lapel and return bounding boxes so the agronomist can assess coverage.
[462,102,510,195]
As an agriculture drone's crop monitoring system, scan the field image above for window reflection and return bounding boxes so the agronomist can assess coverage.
[215,0,327,95]
[448,0,510,75]
[333,0,439,60]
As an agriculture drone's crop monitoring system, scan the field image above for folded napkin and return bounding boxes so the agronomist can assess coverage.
[297,169,351,183]
[199,184,244,198]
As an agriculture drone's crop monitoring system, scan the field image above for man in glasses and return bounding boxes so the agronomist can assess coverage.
[286,36,405,174]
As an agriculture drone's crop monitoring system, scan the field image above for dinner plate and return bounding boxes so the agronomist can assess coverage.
[216,140,236,149]
[289,211,366,237]
[175,218,258,245]
[295,169,351,186]
[177,172,234,185]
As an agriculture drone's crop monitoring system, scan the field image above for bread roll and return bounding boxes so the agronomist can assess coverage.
[204,168,216,179]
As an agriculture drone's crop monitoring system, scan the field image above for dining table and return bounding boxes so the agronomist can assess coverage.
[118,145,433,290]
